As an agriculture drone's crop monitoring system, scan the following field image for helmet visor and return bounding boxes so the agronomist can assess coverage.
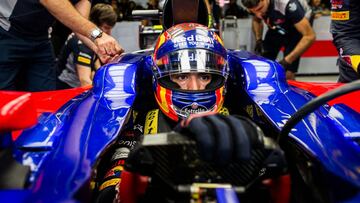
[154,49,227,79]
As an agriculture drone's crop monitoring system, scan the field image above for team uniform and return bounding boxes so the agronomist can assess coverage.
[57,33,96,89]
[330,0,360,82]
[0,0,80,91]
[261,0,312,73]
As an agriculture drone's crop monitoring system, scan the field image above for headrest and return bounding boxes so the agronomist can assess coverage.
[162,0,209,30]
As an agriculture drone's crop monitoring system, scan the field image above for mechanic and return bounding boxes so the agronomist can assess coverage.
[94,23,267,203]
[56,3,117,89]
[330,0,360,82]
[241,0,316,80]
[0,0,123,91]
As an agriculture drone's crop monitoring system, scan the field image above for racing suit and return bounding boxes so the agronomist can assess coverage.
[0,0,81,91]
[94,107,231,202]
[260,0,312,73]
[330,0,360,82]
[94,109,176,203]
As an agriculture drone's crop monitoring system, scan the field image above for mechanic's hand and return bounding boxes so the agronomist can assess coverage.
[278,58,291,70]
[254,39,264,55]
[94,33,124,64]
[175,114,264,165]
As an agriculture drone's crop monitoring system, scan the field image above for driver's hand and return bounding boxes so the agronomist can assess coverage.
[94,33,124,64]
[175,114,264,165]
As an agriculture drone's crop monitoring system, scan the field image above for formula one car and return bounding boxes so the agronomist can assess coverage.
[1,0,360,202]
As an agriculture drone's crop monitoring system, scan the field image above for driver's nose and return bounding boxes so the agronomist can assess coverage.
[187,76,200,90]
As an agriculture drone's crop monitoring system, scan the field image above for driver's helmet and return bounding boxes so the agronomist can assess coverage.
[152,23,228,122]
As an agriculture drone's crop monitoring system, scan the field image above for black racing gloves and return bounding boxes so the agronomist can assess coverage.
[175,114,265,165]
[254,39,264,55]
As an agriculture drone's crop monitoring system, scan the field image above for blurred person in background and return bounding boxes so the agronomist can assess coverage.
[142,0,160,25]
[56,3,117,89]
[225,0,249,18]
[242,0,315,80]
[309,0,330,24]
[330,0,360,82]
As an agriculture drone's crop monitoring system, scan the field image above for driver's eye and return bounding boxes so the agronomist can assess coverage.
[171,74,188,81]
[199,74,211,81]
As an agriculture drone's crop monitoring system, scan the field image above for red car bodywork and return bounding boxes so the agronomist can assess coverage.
[288,80,360,113]
[0,86,90,139]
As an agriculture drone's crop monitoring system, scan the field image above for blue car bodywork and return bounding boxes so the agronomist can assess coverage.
[1,49,359,202]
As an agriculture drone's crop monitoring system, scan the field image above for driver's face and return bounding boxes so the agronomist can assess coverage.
[170,73,212,90]
[248,0,269,19]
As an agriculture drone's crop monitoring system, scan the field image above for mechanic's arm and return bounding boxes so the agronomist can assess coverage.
[252,16,265,55]
[73,0,97,52]
[76,64,93,87]
[283,17,316,64]
[252,16,264,41]
[74,0,124,63]
[40,0,124,63]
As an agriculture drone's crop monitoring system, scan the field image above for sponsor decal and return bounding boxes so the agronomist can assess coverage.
[341,54,360,71]
[176,51,206,62]
[331,11,349,20]
[118,139,137,149]
[112,159,125,167]
[181,102,208,114]
[99,178,120,191]
[79,52,92,58]
[173,34,215,48]
[77,56,91,64]
[133,124,143,133]
[111,147,130,160]
[331,0,344,9]
[144,109,158,134]
[104,166,123,179]
[288,2,297,12]
[218,106,229,115]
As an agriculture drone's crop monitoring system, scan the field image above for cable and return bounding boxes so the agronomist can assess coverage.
[279,80,360,143]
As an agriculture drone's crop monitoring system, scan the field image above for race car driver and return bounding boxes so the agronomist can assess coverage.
[330,0,360,82]
[94,23,268,203]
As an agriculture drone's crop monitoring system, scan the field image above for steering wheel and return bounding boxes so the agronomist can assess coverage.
[119,132,287,203]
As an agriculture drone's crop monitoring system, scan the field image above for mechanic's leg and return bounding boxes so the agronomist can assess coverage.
[334,39,360,83]
[0,28,23,90]
[0,63,21,90]
[25,40,56,91]
[338,57,360,82]
[262,30,283,60]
